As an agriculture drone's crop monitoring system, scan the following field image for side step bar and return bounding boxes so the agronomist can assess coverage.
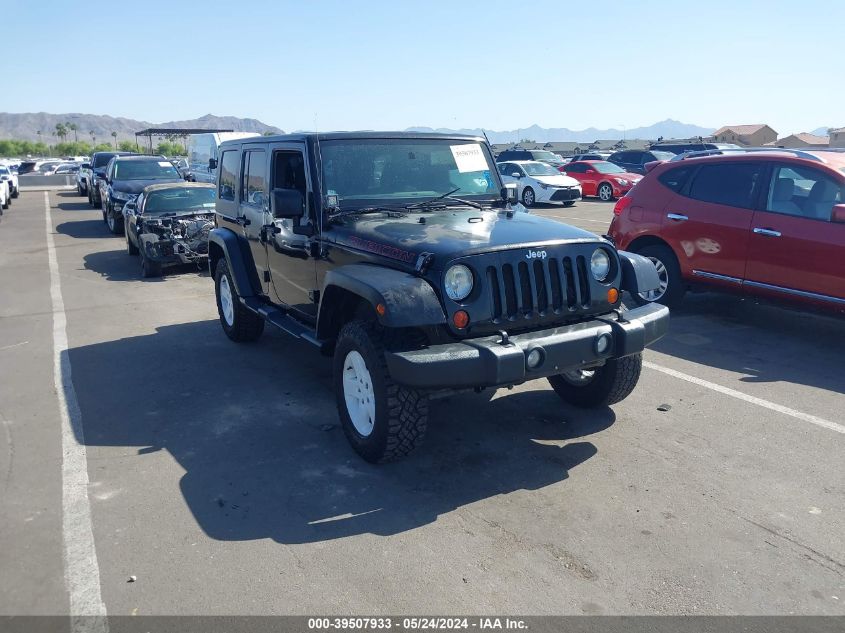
[241,297,327,352]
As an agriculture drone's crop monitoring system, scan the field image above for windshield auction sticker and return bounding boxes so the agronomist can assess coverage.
[450,144,488,173]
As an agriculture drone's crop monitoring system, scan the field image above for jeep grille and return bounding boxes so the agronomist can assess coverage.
[486,256,591,323]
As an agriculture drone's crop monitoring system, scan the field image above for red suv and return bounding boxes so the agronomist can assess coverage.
[608,149,845,311]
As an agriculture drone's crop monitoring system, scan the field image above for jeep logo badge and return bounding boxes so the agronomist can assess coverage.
[526,249,547,260]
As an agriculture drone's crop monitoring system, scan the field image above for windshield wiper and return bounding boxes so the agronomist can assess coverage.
[404,188,484,210]
[328,205,408,221]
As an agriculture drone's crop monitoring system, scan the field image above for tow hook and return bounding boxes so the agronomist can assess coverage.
[497,330,513,346]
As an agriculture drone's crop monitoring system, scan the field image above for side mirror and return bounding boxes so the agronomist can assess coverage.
[511,172,521,179]
[501,184,518,204]
[208,158,218,171]
[832,204,845,224]
[271,188,305,219]
[81,163,91,169]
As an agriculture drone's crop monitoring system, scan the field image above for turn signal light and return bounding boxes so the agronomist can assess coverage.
[452,310,469,329]
[376,303,386,316]
[607,288,619,304]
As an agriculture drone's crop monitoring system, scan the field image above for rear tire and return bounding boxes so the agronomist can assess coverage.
[11,187,18,199]
[632,243,684,308]
[548,354,642,408]
[334,320,428,463]
[563,201,575,207]
[214,258,264,342]
[521,186,536,207]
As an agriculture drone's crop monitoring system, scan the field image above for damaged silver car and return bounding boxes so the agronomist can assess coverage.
[124,182,217,278]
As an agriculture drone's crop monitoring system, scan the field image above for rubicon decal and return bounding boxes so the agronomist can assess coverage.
[348,236,416,263]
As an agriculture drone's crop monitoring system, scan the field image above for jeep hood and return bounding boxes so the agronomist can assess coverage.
[331,209,601,265]
[112,178,184,194]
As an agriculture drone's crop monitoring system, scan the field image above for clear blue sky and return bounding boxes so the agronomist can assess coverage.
[7,0,844,135]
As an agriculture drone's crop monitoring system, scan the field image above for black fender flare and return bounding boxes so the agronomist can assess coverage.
[317,264,446,339]
[207,228,262,297]
[618,250,661,295]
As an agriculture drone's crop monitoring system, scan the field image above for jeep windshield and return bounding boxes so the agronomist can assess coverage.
[320,139,501,210]
[114,160,181,180]
[144,187,216,214]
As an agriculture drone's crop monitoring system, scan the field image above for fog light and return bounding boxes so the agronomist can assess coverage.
[526,347,544,369]
[595,333,612,355]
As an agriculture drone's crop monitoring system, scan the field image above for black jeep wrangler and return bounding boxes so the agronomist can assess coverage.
[208,132,669,463]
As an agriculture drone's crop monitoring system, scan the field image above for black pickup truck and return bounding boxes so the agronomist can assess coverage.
[208,132,669,462]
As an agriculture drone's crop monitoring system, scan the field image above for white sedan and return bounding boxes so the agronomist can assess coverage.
[497,160,582,207]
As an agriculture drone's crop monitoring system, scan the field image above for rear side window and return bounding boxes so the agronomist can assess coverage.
[564,162,587,173]
[218,150,239,201]
[658,166,693,192]
[241,150,266,206]
[687,163,763,209]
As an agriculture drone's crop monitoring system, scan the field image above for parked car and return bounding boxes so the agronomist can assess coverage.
[497,160,582,207]
[76,161,91,195]
[606,149,676,175]
[565,153,608,164]
[87,151,136,207]
[0,164,19,198]
[0,176,9,211]
[53,163,80,174]
[608,148,845,311]
[186,132,260,183]
[650,142,741,154]
[99,155,185,234]
[560,160,642,201]
[207,132,668,462]
[495,148,568,169]
[123,182,216,277]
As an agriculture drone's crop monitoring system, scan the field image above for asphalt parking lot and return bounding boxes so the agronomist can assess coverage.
[0,191,843,617]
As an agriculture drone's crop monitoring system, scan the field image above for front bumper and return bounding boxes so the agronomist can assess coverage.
[385,302,669,389]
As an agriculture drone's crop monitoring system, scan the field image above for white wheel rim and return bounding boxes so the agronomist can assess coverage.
[562,369,596,385]
[342,350,376,437]
[219,274,235,326]
[524,189,534,205]
[600,185,611,201]
[638,257,669,302]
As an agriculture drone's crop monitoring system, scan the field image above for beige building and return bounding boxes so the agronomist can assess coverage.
[770,132,830,149]
[712,124,777,146]
[830,127,845,148]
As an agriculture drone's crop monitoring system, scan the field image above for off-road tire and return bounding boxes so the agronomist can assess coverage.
[632,243,684,308]
[214,258,264,342]
[521,186,536,207]
[334,320,428,463]
[548,353,642,408]
[598,182,614,201]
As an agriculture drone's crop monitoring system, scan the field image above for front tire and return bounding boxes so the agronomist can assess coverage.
[334,320,428,463]
[563,201,575,207]
[214,258,264,342]
[548,354,642,408]
[521,186,536,207]
[632,244,684,307]
[598,183,614,201]
[106,205,124,235]
[126,224,139,256]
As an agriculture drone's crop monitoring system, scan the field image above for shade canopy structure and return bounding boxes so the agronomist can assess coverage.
[134,128,235,152]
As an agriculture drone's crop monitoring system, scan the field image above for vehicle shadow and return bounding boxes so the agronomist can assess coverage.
[651,292,845,394]
[67,320,612,543]
[56,190,93,212]
[82,249,210,282]
[56,219,110,239]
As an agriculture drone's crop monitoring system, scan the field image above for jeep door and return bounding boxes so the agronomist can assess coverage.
[265,143,318,318]
[659,161,762,289]
[744,162,845,307]
[216,146,269,294]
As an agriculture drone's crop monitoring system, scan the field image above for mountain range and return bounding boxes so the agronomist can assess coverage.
[0,113,284,143]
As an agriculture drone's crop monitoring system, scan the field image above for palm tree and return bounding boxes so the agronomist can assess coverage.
[55,123,67,144]
[68,123,79,143]
[111,131,117,149]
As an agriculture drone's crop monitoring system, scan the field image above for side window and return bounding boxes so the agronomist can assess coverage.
[566,163,586,173]
[766,164,843,221]
[241,150,266,206]
[658,166,693,193]
[272,151,307,196]
[687,163,762,209]
[497,163,510,175]
[218,150,239,201]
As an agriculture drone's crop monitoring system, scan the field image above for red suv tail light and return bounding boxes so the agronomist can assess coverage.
[613,195,632,216]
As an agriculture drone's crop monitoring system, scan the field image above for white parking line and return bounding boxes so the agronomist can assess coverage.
[44,192,108,632]
[643,360,845,435]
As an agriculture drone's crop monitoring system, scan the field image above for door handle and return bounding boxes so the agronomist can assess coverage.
[235,216,251,226]
[666,213,688,221]
[753,227,781,237]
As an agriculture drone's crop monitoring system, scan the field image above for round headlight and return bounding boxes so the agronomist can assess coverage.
[444,264,474,301]
[590,249,611,282]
